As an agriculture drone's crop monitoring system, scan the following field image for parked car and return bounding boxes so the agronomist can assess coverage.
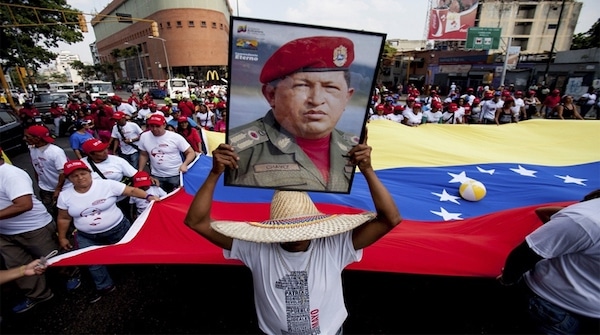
[0,107,26,156]
[33,92,69,123]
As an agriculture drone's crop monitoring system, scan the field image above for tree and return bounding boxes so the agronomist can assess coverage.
[0,0,85,70]
[571,18,600,50]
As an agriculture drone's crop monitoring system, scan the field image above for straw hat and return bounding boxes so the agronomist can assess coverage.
[211,191,376,243]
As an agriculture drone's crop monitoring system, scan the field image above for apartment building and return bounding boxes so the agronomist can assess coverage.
[91,0,232,83]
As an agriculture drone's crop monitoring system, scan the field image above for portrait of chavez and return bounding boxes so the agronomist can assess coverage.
[225,19,384,193]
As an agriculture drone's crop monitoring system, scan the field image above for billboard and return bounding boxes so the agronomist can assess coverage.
[466,27,502,49]
[428,0,479,40]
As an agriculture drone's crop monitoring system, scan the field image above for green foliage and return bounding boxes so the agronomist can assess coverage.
[571,18,600,50]
[0,0,85,70]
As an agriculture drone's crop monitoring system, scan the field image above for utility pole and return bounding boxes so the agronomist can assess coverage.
[543,0,566,86]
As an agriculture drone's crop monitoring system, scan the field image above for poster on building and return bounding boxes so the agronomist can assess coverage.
[428,0,479,40]
[466,27,501,50]
[225,16,385,194]
[506,46,521,70]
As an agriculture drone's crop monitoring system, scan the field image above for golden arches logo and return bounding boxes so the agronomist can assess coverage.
[206,70,220,81]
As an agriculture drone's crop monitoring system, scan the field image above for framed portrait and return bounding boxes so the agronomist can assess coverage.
[225,16,386,194]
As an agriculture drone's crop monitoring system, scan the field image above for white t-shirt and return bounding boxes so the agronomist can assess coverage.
[512,98,525,117]
[57,179,126,234]
[423,110,443,123]
[29,144,68,192]
[137,108,152,120]
[524,198,600,318]
[581,93,597,105]
[385,113,404,123]
[116,103,136,116]
[0,163,53,235]
[111,121,143,155]
[442,108,465,124]
[404,111,423,126]
[129,185,167,215]
[138,131,191,177]
[195,111,215,129]
[83,155,138,182]
[225,231,361,335]
[369,114,387,121]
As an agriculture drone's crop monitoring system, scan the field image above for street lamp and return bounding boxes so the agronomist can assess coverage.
[124,42,144,80]
[148,36,171,79]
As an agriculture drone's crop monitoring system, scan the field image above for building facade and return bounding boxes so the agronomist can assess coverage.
[55,51,83,83]
[92,0,232,84]
[434,0,583,55]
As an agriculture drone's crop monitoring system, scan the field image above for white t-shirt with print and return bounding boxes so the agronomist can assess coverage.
[111,121,143,155]
[0,163,53,235]
[116,102,136,116]
[29,143,68,192]
[57,179,125,234]
[386,113,404,123]
[138,131,191,177]
[225,231,361,335]
[83,155,138,182]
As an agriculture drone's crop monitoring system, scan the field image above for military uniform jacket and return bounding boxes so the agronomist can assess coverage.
[227,110,359,192]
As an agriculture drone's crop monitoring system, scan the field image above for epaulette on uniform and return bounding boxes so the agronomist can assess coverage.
[229,125,269,151]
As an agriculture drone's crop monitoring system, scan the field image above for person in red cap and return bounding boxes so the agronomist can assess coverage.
[369,104,387,121]
[56,160,160,303]
[110,111,143,169]
[137,114,195,193]
[423,101,443,123]
[403,102,424,126]
[176,116,202,153]
[24,125,68,215]
[542,89,562,119]
[136,101,151,124]
[495,97,519,125]
[228,36,361,192]
[112,96,136,117]
[442,102,466,124]
[129,171,166,220]
[386,104,405,123]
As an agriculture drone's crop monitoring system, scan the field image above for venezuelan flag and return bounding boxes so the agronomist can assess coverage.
[49,119,599,277]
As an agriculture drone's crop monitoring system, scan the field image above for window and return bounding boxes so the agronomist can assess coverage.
[212,22,217,29]
[220,23,223,30]
[188,20,194,27]
[548,24,557,29]
[166,22,171,28]
[201,21,206,28]
[176,21,182,27]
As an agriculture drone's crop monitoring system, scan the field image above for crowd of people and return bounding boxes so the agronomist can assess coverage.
[368,83,597,126]
[2,88,233,313]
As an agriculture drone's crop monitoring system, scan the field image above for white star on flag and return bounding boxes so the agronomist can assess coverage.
[510,165,537,177]
[432,189,461,204]
[448,171,472,183]
[430,207,464,221]
[477,166,495,175]
[554,175,587,186]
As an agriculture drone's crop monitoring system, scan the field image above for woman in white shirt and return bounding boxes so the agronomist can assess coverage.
[195,104,215,130]
[56,160,160,303]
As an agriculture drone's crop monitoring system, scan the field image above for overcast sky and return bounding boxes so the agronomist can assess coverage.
[59,0,599,64]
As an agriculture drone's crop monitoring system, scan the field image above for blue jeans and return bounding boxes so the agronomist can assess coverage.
[525,285,598,334]
[152,174,180,193]
[75,217,131,290]
[119,151,139,169]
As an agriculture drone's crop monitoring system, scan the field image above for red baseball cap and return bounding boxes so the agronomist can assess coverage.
[448,103,459,112]
[259,36,354,84]
[82,139,109,154]
[63,160,91,176]
[133,171,152,188]
[147,114,166,126]
[26,125,55,143]
[112,112,126,120]
[177,116,189,123]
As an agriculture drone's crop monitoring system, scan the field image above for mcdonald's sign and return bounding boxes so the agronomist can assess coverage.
[206,70,220,81]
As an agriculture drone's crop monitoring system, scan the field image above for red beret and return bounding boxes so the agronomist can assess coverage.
[259,36,354,84]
